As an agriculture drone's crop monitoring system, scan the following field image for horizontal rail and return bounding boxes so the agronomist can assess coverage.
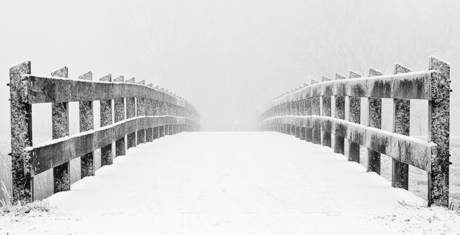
[263,70,433,112]
[25,116,199,175]
[261,116,435,172]
[23,75,198,113]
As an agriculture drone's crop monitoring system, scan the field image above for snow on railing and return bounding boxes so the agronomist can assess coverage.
[8,61,201,203]
[259,56,451,207]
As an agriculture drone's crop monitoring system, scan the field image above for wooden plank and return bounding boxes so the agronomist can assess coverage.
[114,75,126,157]
[24,75,183,103]
[347,71,361,163]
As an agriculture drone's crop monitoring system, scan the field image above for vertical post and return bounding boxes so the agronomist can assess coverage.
[321,76,332,147]
[347,71,361,162]
[391,64,411,189]
[334,74,345,154]
[126,77,136,148]
[51,67,71,193]
[428,56,450,207]
[10,61,33,203]
[114,76,126,157]
[79,72,95,178]
[305,87,312,142]
[311,79,321,144]
[136,80,146,144]
[367,68,382,174]
[100,74,113,166]
[146,84,154,142]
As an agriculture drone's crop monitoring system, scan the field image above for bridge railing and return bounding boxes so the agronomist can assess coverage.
[259,56,450,207]
[9,61,200,203]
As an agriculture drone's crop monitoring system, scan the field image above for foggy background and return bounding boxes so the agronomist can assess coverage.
[1,0,460,136]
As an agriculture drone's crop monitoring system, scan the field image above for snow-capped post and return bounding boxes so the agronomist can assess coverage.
[334,73,346,154]
[136,80,146,144]
[392,64,411,190]
[153,86,160,139]
[125,77,136,148]
[145,83,154,142]
[295,91,301,138]
[428,56,451,207]
[311,79,321,144]
[159,88,166,137]
[10,61,33,203]
[114,75,126,157]
[321,76,332,147]
[347,71,361,163]
[100,74,113,166]
[367,68,383,174]
[79,71,95,178]
[51,67,71,194]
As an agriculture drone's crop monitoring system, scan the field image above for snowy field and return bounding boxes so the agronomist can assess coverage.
[1,132,460,234]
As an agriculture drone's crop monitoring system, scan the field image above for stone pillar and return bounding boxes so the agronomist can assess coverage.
[428,56,451,207]
[347,71,361,162]
[80,72,95,178]
[51,67,71,194]
[367,68,382,174]
[114,76,126,157]
[100,74,113,166]
[334,74,345,154]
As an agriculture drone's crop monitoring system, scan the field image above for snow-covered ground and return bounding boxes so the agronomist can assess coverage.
[1,132,459,234]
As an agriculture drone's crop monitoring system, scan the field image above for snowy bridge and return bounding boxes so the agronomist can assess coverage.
[2,56,452,232]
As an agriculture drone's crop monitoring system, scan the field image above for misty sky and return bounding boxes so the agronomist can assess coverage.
[1,0,460,136]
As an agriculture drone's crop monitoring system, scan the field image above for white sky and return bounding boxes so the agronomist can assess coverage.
[1,0,460,135]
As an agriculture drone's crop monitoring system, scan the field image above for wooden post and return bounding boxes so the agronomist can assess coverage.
[51,67,71,193]
[305,89,312,142]
[347,71,361,162]
[391,64,411,189]
[428,56,450,207]
[114,76,126,157]
[311,79,321,144]
[146,84,154,142]
[321,76,332,147]
[100,74,113,166]
[367,68,382,174]
[334,73,345,154]
[79,72,95,178]
[136,80,146,144]
[126,77,136,148]
[10,61,33,203]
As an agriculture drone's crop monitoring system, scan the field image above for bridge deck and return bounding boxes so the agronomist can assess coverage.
[49,132,424,234]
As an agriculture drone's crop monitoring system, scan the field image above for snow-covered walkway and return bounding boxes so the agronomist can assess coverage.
[47,132,426,234]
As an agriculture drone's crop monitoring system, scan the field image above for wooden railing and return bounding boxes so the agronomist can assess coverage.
[9,61,200,203]
[259,56,451,207]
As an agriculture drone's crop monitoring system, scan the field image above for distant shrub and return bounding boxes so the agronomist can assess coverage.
[1,181,51,216]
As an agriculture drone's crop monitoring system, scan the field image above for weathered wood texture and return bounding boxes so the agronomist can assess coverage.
[334,74,346,155]
[10,61,33,203]
[367,68,383,174]
[392,64,411,190]
[258,56,450,207]
[321,76,332,147]
[79,72,95,178]
[428,56,450,207]
[51,67,71,194]
[9,61,200,202]
[348,71,361,163]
